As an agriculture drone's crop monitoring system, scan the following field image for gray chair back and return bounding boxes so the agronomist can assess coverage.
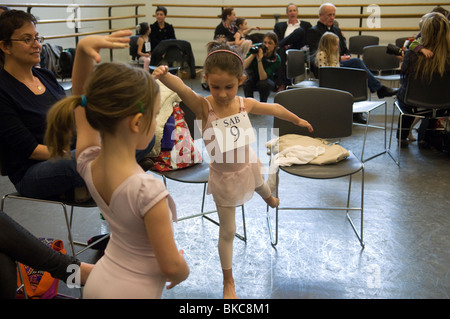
[274,87,353,139]
[362,45,400,72]
[129,35,139,61]
[404,73,450,109]
[349,35,379,55]
[286,49,306,78]
[395,37,409,48]
[319,67,368,102]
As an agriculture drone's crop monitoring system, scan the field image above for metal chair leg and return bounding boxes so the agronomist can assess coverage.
[360,101,388,163]
[345,169,365,248]
[267,166,364,248]
[163,178,247,242]
[266,170,279,247]
[1,194,77,256]
[16,262,28,299]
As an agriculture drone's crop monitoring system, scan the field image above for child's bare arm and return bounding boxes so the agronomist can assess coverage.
[247,98,313,132]
[72,30,131,95]
[420,48,434,58]
[152,66,207,121]
[72,30,132,158]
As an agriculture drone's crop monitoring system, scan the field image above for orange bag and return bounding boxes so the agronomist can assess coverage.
[16,238,67,299]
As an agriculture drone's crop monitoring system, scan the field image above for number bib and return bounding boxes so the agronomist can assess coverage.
[144,42,151,52]
[212,111,256,153]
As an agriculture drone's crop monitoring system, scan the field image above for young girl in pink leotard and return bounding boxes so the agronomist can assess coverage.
[153,41,313,299]
[45,31,189,298]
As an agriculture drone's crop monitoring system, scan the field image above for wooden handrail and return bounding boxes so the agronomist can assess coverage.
[38,15,145,25]
[150,2,445,35]
[5,2,444,37]
[42,27,136,40]
[4,3,147,61]
[4,3,146,41]
[341,27,420,32]
[260,13,430,19]
[3,3,146,8]
[152,3,449,8]
[172,25,420,32]
[155,13,429,20]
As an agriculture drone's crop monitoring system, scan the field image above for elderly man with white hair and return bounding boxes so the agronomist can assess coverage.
[306,3,398,113]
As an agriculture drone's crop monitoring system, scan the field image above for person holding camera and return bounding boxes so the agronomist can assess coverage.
[243,32,281,102]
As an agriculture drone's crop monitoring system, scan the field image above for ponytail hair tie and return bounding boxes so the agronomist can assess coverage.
[80,94,87,107]
[136,101,146,114]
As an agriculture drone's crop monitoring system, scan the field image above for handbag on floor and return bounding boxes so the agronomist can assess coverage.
[16,238,67,299]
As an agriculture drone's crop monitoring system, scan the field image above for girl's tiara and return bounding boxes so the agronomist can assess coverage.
[205,49,244,66]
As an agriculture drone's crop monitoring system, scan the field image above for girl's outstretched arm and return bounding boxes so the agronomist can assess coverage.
[152,66,208,122]
[246,98,313,132]
[72,31,132,159]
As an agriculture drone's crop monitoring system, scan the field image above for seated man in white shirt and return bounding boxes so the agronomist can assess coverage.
[273,3,312,91]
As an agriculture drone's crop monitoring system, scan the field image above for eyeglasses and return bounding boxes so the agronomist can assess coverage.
[7,36,44,45]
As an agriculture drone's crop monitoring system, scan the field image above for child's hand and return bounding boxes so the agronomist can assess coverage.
[78,30,132,63]
[420,48,434,58]
[152,65,169,79]
[340,54,351,61]
[165,249,187,290]
[298,119,313,132]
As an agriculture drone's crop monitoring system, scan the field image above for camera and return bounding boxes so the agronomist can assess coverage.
[386,43,404,56]
[249,43,267,54]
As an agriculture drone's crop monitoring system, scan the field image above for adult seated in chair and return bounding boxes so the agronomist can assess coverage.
[273,4,312,91]
[306,3,398,108]
[243,32,281,102]
[150,6,176,52]
[396,12,450,147]
[0,10,154,201]
[214,7,238,44]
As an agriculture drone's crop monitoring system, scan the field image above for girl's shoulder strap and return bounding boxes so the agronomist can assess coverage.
[205,96,218,119]
[205,96,214,112]
[238,96,246,112]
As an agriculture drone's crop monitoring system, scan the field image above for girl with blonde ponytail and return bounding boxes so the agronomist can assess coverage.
[396,12,450,144]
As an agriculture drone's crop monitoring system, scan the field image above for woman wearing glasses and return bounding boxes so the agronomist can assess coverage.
[0,10,151,201]
[0,9,88,202]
